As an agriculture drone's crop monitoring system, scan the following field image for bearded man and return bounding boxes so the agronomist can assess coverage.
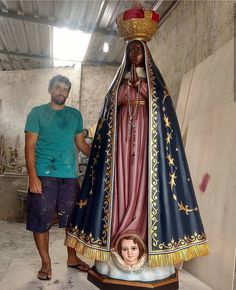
[25,75,90,280]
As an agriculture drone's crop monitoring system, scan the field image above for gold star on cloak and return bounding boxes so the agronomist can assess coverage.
[167,154,175,166]
[169,171,177,190]
[163,114,171,128]
[165,132,172,144]
[79,199,88,208]
[178,201,198,215]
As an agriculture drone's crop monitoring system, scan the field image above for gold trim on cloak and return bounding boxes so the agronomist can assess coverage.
[148,243,209,267]
[66,234,110,262]
[66,234,209,266]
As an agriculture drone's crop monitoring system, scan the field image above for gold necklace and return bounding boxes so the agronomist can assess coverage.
[127,80,140,129]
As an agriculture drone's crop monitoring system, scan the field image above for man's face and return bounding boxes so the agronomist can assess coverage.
[49,81,70,105]
[128,42,144,67]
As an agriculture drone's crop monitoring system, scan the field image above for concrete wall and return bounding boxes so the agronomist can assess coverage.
[149,0,234,106]
[0,175,28,220]
[80,65,118,128]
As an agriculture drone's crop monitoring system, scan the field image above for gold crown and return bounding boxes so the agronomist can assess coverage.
[116,8,159,42]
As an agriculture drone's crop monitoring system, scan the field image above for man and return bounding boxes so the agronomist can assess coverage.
[25,75,90,280]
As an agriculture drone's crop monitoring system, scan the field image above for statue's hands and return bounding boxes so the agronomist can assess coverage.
[130,64,139,87]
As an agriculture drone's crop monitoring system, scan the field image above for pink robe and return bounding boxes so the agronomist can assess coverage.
[111,79,148,245]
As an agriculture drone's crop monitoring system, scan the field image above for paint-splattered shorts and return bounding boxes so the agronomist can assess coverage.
[26,176,79,233]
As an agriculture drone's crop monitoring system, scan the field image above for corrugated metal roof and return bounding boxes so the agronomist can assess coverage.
[0,0,178,71]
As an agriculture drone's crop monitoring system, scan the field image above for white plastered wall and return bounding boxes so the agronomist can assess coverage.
[176,38,235,290]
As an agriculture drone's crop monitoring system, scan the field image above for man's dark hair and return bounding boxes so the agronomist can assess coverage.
[49,75,72,91]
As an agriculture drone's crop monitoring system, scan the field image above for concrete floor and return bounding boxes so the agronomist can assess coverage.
[0,221,213,290]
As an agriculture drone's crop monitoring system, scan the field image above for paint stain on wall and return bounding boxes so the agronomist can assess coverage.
[199,173,211,192]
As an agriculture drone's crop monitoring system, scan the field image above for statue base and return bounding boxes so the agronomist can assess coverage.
[87,267,179,290]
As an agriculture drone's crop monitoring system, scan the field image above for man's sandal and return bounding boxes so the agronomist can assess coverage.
[67,261,90,272]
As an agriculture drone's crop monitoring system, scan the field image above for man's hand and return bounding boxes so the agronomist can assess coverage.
[75,132,91,157]
[29,175,42,194]
[25,132,42,194]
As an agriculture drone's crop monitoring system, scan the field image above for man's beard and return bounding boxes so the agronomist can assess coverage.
[52,95,67,105]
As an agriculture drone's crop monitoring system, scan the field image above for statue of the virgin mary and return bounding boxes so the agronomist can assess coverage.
[66,6,209,281]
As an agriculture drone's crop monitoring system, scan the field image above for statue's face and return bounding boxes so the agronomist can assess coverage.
[121,239,140,266]
[128,42,144,67]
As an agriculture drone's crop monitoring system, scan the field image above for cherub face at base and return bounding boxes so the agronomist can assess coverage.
[120,239,140,266]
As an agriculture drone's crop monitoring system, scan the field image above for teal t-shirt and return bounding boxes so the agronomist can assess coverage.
[25,103,83,178]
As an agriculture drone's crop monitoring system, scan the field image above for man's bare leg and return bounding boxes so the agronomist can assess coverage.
[33,231,52,279]
[65,228,90,272]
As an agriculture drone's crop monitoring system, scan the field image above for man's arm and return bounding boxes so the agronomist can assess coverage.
[25,132,42,194]
[75,132,91,157]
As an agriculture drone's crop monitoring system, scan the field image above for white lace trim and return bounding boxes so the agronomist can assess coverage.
[111,251,148,273]
[124,67,147,79]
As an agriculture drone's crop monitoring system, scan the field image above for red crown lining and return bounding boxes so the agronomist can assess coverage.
[122,8,159,22]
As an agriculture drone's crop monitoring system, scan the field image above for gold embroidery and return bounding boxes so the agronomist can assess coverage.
[165,132,172,144]
[66,234,110,262]
[158,232,207,251]
[178,201,198,215]
[99,81,118,247]
[162,98,198,214]
[147,53,159,249]
[78,199,88,208]
[70,229,104,247]
[163,114,171,128]
[169,171,177,190]
[66,232,209,267]
[148,242,209,267]
[166,154,175,166]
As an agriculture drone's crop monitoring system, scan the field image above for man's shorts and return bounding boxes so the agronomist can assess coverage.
[26,176,79,233]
